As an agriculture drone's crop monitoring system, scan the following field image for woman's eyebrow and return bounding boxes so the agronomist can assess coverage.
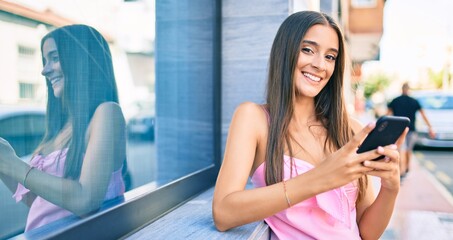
[302,40,338,54]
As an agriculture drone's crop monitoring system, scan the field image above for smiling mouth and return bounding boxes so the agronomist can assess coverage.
[303,72,321,82]
[50,77,61,86]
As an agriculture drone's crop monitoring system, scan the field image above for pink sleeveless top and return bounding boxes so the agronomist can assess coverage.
[12,148,125,231]
[254,105,360,239]
[251,156,360,240]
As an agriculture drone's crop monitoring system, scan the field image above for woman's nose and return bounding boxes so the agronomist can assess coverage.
[41,62,51,77]
[312,55,326,72]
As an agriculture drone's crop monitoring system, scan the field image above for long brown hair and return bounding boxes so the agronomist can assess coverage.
[264,11,367,201]
[38,25,120,180]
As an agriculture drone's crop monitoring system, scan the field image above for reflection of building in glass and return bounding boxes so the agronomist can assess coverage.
[17,45,38,99]
[0,1,64,105]
[0,0,156,118]
[0,2,156,238]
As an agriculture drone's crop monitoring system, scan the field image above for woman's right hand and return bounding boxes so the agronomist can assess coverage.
[315,123,379,191]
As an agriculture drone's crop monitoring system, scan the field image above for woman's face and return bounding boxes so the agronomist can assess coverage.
[293,24,339,98]
[41,38,65,98]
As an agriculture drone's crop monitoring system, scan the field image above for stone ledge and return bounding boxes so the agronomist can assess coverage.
[125,186,269,239]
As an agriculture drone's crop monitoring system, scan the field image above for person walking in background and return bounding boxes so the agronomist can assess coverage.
[213,11,407,239]
[387,82,435,178]
[0,24,126,232]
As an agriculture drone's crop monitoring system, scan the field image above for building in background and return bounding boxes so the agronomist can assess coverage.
[340,0,386,114]
[0,0,72,106]
[0,0,154,120]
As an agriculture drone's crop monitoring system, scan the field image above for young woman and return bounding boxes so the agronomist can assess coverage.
[213,11,406,239]
[0,24,126,231]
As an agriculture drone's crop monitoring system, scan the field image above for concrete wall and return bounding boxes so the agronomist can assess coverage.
[220,0,289,153]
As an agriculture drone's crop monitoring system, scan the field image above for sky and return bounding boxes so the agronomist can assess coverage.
[7,0,155,53]
[378,0,453,84]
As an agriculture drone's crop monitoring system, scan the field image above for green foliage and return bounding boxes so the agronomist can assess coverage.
[427,68,449,89]
[362,73,391,99]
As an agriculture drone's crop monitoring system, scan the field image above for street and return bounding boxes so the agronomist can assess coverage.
[415,148,453,198]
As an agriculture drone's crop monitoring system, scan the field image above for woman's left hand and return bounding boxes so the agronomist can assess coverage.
[362,127,409,192]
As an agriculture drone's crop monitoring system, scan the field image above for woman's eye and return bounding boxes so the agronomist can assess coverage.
[326,55,336,61]
[52,56,59,62]
[301,47,313,54]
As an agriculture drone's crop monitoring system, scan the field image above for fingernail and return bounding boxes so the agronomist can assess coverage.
[385,156,390,162]
[377,146,384,153]
[390,144,397,149]
[363,161,370,166]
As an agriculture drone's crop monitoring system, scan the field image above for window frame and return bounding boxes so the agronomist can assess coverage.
[23,166,218,239]
[14,0,222,239]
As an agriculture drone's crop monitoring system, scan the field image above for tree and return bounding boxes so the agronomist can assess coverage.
[427,68,449,89]
[362,73,391,99]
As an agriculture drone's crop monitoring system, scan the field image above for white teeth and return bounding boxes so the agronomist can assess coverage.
[303,72,321,82]
[51,78,60,84]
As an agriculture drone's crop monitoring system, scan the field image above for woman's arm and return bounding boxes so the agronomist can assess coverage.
[353,118,408,239]
[212,103,377,231]
[357,174,399,240]
[0,172,37,206]
[0,102,126,216]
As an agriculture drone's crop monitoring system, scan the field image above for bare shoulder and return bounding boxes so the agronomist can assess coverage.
[233,102,268,126]
[94,102,123,116]
[92,102,125,122]
[348,116,365,134]
[231,102,269,139]
[87,102,125,136]
[234,102,266,118]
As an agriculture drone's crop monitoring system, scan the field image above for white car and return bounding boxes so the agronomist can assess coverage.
[414,91,453,148]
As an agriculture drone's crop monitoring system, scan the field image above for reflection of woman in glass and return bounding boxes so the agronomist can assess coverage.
[0,24,126,232]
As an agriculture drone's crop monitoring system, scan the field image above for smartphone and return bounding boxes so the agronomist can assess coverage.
[357,116,410,160]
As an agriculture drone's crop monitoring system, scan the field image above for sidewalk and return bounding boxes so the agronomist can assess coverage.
[381,157,453,239]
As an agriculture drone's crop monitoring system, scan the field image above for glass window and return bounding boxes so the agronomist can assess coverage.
[19,82,37,99]
[351,0,378,8]
[0,0,219,238]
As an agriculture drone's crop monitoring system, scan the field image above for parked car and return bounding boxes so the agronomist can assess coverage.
[0,105,46,157]
[127,111,155,141]
[413,91,453,148]
[0,105,45,239]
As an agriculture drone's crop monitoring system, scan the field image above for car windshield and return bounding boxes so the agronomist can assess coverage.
[417,95,453,110]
